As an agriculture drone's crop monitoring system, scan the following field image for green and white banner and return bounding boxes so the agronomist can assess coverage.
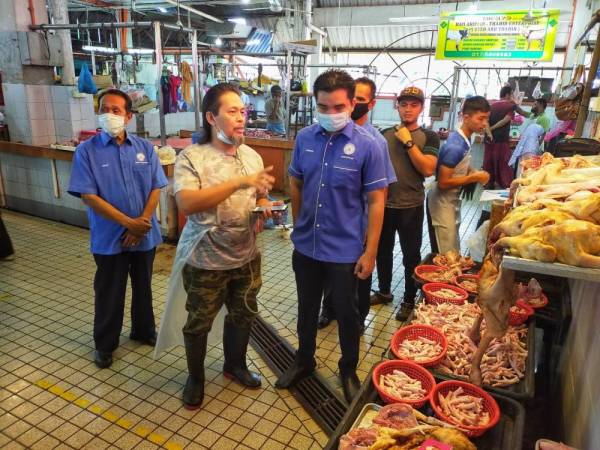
[436,9,560,61]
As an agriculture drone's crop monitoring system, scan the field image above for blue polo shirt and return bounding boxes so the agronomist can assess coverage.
[289,121,388,263]
[68,131,168,255]
[362,121,397,185]
[435,130,471,178]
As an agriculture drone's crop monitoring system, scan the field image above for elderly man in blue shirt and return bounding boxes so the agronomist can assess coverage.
[317,77,396,332]
[275,70,387,402]
[68,89,168,369]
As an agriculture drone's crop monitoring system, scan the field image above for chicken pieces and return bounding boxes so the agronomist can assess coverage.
[495,219,600,268]
[469,255,516,386]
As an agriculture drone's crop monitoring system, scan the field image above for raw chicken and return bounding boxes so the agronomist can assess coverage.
[516,178,600,204]
[495,219,600,268]
[468,255,516,386]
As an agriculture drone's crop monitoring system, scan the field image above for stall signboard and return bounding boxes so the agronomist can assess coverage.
[436,9,560,61]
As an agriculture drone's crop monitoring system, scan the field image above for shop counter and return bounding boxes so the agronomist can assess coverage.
[244,137,294,194]
[0,141,176,239]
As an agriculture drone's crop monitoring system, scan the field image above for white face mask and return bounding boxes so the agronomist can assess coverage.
[317,111,350,132]
[98,113,126,137]
[215,125,243,147]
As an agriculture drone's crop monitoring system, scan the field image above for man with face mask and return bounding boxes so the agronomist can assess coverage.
[68,89,167,369]
[275,70,387,402]
[371,87,440,322]
[317,77,396,332]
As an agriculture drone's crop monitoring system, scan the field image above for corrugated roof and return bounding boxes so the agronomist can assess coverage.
[243,29,273,53]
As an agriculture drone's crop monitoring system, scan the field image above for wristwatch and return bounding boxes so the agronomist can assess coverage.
[403,140,414,149]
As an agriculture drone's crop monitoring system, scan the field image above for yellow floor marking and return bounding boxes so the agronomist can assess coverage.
[36,379,180,448]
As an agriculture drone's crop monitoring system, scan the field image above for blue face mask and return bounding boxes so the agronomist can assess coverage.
[317,111,350,132]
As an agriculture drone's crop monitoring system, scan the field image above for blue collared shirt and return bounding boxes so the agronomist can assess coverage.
[68,131,168,255]
[362,121,397,185]
[289,121,388,263]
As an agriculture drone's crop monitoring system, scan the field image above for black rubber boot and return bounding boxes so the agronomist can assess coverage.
[223,322,261,388]
[182,333,207,410]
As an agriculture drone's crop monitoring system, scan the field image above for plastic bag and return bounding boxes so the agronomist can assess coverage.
[78,63,97,95]
[514,81,525,105]
[466,220,489,262]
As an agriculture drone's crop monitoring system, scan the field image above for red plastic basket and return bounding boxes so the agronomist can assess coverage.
[390,324,447,367]
[452,274,480,295]
[430,380,500,437]
[508,300,534,326]
[423,283,468,306]
[414,265,450,283]
[520,292,549,309]
[373,360,436,408]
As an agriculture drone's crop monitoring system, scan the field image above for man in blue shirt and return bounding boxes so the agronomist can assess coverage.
[317,77,396,333]
[275,70,387,402]
[68,89,168,369]
[427,96,490,254]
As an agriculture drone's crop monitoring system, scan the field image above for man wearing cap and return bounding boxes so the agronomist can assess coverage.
[371,87,440,321]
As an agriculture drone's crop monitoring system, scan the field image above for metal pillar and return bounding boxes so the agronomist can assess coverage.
[191,30,201,131]
[448,66,461,131]
[575,38,600,138]
[154,22,167,146]
[284,49,292,139]
[48,0,75,85]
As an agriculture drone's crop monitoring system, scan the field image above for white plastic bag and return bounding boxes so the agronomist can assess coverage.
[532,80,543,99]
[466,220,490,262]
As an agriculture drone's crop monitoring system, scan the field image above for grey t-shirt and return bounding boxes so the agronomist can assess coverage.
[384,126,440,209]
[265,97,285,124]
[173,143,265,270]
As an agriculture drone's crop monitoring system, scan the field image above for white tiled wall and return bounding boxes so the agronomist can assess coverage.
[127,110,197,137]
[50,85,96,144]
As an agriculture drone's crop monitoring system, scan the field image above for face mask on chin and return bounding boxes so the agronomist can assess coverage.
[317,111,350,132]
[216,125,243,147]
[350,102,370,121]
[98,113,126,137]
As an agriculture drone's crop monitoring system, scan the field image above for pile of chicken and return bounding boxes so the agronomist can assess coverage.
[339,403,476,450]
[491,191,600,268]
[395,336,443,362]
[413,302,528,387]
[418,250,476,283]
[437,387,491,427]
[379,370,427,401]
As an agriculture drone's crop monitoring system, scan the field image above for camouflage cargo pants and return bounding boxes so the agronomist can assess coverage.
[181,255,261,336]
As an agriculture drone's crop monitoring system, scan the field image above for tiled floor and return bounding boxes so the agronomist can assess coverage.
[0,191,482,449]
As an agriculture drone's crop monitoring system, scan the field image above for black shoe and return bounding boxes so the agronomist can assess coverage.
[94,350,112,369]
[370,291,393,306]
[341,372,361,403]
[130,331,157,347]
[183,333,207,410]
[275,362,315,389]
[223,322,262,389]
[317,311,334,329]
[395,303,415,322]
[359,323,365,336]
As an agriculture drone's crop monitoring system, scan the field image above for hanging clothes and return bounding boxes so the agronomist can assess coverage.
[169,75,181,113]
[160,74,171,114]
[180,61,193,104]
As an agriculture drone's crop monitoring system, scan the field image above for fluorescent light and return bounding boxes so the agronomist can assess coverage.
[82,45,118,54]
[228,17,247,25]
[246,39,260,46]
[157,6,168,13]
[242,0,250,3]
[127,48,154,54]
[215,37,222,46]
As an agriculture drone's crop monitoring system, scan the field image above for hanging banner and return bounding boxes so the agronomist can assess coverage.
[436,9,560,61]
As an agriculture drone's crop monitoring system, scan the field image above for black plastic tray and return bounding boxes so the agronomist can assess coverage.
[392,302,536,401]
[324,367,525,450]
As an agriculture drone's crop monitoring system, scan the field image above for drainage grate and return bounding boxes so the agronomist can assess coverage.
[250,316,348,435]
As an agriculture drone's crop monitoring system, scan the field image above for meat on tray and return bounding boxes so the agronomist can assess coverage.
[516,278,546,307]
[438,387,490,427]
[418,267,460,283]
[456,278,478,293]
[379,370,427,400]
[338,427,378,450]
[433,250,475,270]
[413,303,528,387]
[433,288,466,299]
[372,403,419,429]
[396,336,443,362]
